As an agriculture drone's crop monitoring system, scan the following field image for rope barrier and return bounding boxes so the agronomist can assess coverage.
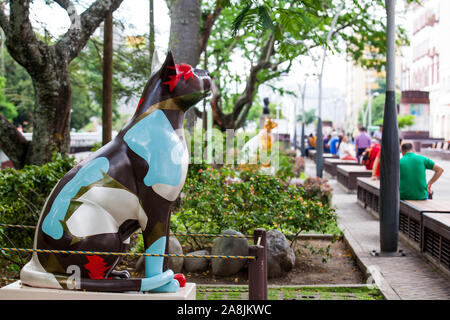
[170,232,250,239]
[0,247,255,260]
[0,277,18,282]
[0,223,36,230]
[198,288,249,293]
[0,223,250,239]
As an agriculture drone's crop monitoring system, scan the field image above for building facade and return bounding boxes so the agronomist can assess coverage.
[401,0,450,139]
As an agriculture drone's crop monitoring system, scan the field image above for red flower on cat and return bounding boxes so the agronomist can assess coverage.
[163,63,194,91]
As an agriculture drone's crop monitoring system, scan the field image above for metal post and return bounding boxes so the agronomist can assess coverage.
[379,0,399,254]
[368,81,372,128]
[248,244,266,300]
[300,81,307,157]
[300,122,306,157]
[253,228,267,300]
[316,2,343,178]
[293,101,298,151]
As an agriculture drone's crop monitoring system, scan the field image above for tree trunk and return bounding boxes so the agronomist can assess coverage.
[26,49,72,165]
[0,0,124,167]
[168,0,201,66]
[167,0,201,132]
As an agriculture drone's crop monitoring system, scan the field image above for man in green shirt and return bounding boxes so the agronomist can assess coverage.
[400,142,444,200]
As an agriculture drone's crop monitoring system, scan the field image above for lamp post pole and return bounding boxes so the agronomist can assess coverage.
[316,3,343,178]
[299,80,307,157]
[379,0,400,254]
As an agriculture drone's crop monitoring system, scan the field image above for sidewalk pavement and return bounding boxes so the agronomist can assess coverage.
[305,158,450,300]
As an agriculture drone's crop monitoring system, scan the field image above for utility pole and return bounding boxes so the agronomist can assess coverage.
[378,0,401,255]
[316,2,343,178]
[102,11,113,145]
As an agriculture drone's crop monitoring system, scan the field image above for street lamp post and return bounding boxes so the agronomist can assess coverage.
[378,0,401,255]
[298,80,308,157]
[315,3,343,178]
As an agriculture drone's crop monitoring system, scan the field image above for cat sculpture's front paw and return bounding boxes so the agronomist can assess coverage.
[140,270,174,292]
[150,279,180,293]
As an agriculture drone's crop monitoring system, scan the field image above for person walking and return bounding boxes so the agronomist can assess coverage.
[400,142,444,200]
[355,126,372,161]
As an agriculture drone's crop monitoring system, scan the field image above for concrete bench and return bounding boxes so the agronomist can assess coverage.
[356,177,380,216]
[336,165,372,193]
[324,158,360,177]
[399,200,450,252]
[422,212,450,275]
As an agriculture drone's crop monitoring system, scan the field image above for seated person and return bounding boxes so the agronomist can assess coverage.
[305,134,316,157]
[338,135,357,161]
[328,134,341,155]
[323,134,332,153]
[361,142,381,170]
[400,142,444,200]
[371,152,380,180]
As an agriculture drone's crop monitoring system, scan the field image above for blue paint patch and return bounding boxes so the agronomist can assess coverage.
[41,157,110,240]
[140,270,174,292]
[140,236,178,292]
[123,110,182,187]
[150,279,180,293]
[144,236,166,277]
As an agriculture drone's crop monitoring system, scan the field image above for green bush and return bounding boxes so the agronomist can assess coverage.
[0,153,75,267]
[295,177,333,206]
[171,165,337,249]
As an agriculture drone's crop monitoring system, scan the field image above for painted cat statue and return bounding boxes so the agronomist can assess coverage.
[20,51,211,293]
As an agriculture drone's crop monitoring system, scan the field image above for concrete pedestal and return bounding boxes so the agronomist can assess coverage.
[0,281,196,300]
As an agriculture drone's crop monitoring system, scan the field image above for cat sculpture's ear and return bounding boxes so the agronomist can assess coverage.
[150,50,162,75]
[159,51,177,81]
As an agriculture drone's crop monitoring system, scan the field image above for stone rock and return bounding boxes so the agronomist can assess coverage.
[167,235,184,274]
[266,230,296,278]
[183,250,210,273]
[211,229,249,276]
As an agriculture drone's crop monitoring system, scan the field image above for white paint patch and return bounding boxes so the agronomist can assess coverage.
[20,253,62,290]
[66,187,148,238]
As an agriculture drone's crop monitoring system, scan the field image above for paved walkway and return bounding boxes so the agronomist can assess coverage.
[305,158,450,300]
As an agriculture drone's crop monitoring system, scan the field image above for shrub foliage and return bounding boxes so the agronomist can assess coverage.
[171,164,337,248]
[0,153,75,268]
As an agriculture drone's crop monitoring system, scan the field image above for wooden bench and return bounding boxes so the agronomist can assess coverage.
[356,177,380,216]
[399,200,450,252]
[308,150,338,162]
[308,149,316,161]
[336,165,372,193]
[324,158,360,177]
[422,212,450,274]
